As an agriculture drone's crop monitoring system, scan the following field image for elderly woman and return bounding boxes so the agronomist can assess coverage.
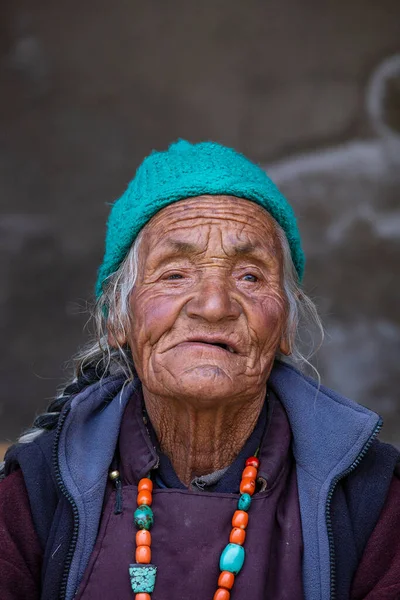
[1,141,400,600]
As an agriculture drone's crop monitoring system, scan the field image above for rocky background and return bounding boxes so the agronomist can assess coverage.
[1,1,400,451]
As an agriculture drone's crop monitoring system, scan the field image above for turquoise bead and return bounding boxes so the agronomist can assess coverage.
[134,505,154,530]
[129,564,157,593]
[238,493,252,511]
[219,543,245,574]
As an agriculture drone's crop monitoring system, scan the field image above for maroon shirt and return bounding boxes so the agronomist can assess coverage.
[0,469,42,600]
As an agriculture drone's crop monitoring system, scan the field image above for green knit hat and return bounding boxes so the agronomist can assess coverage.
[96,140,304,297]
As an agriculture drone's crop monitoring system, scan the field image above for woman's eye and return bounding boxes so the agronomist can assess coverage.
[165,273,183,280]
[242,273,258,282]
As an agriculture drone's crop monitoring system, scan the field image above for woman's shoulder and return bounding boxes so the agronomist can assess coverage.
[2,431,61,548]
[4,428,57,480]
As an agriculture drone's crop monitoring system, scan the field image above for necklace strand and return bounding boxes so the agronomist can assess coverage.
[127,455,260,599]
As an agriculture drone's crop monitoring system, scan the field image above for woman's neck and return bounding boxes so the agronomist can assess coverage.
[142,389,265,486]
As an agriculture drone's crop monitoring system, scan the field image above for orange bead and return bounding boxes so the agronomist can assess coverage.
[135,595,151,600]
[135,545,151,564]
[232,510,249,529]
[242,465,257,480]
[218,571,235,590]
[229,527,246,545]
[137,490,152,506]
[240,477,256,496]
[138,478,153,492]
[213,588,230,600]
[136,529,151,547]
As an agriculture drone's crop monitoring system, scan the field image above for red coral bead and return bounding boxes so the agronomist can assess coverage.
[245,456,260,469]
[135,595,151,600]
[138,478,153,492]
[232,510,249,529]
[229,527,246,545]
[213,588,230,600]
[136,545,151,563]
[137,490,152,506]
[218,571,235,590]
[136,530,151,547]
[240,477,256,496]
[242,465,257,480]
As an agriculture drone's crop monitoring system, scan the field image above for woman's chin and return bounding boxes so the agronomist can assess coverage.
[165,365,241,405]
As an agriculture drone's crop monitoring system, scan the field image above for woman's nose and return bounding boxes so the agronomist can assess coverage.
[185,277,241,323]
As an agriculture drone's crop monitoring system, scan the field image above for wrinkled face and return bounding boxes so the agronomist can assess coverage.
[125,195,288,406]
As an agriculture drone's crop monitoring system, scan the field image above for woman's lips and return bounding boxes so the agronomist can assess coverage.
[175,341,236,354]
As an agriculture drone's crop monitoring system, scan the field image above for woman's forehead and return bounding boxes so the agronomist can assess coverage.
[141,195,280,251]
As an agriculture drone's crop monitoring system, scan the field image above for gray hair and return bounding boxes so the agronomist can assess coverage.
[1,217,323,472]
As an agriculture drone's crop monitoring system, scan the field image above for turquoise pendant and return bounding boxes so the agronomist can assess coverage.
[219,543,245,574]
[129,564,157,593]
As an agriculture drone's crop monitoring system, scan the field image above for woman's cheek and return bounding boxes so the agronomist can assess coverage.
[260,290,287,319]
[254,295,287,341]
[131,291,182,345]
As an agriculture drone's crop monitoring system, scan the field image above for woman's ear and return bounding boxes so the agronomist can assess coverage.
[106,300,128,348]
[107,327,127,348]
[107,312,127,348]
[279,335,291,356]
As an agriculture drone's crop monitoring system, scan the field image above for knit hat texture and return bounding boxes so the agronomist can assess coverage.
[96,139,304,297]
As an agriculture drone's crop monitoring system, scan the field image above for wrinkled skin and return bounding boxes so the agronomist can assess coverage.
[115,195,289,485]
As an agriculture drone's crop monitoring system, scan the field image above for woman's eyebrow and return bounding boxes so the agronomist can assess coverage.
[162,239,263,256]
[150,238,275,267]
[147,240,197,268]
[163,240,198,254]
[230,243,259,256]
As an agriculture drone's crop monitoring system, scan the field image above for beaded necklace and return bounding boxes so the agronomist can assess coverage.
[124,455,260,600]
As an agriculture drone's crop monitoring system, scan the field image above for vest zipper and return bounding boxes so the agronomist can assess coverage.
[52,406,80,600]
[326,417,383,600]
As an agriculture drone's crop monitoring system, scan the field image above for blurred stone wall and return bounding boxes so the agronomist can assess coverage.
[1,0,400,445]
[267,54,400,444]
